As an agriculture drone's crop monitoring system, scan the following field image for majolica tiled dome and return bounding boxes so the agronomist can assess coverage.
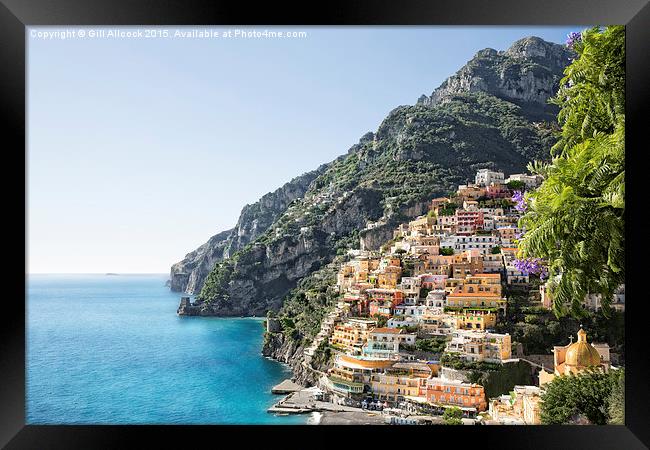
[565,329,601,368]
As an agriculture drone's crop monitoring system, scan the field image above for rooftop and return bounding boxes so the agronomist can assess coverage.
[371,327,403,334]
[337,355,395,369]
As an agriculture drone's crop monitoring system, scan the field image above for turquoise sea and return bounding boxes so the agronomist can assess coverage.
[26,274,309,424]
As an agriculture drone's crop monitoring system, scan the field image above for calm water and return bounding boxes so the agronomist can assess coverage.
[27,274,309,424]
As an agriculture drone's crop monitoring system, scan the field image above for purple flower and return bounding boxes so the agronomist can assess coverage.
[511,191,527,213]
[513,257,548,278]
[566,32,581,49]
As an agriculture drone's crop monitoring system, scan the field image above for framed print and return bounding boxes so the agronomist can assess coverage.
[2,0,649,448]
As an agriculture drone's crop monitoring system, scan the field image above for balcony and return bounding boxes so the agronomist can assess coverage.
[328,376,364,393]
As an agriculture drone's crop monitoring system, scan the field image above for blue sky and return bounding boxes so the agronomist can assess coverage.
[27,26,582,273]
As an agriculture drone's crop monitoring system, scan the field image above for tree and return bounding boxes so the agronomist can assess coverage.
[540,368,623,425]
[415,337,448,354]
[518,26,625,318]
[443,406,463,425]
[440,247,454,256]
[506,180,526,191]
[491,246,502,254]
[402,259,415,277]
[607,370,625,424]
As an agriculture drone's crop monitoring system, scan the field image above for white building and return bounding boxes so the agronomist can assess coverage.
[446,330,512,363]
[583,284,625,312]
[387,316,419,328]
[454,235,499,255]
[399,277,422,296]
[363,328,416,357]
[475,169,505,187]
[505,173,543,189]
[393,304,428,321]
[482,253,504,273]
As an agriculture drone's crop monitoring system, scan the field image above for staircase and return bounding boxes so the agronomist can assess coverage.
[303,301,346,359]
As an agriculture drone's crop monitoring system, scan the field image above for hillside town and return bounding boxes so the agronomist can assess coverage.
[268,168,623,425]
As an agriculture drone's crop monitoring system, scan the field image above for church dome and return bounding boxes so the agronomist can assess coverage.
[565,329,601,368]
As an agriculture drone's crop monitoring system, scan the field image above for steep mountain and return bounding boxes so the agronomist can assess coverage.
[418,36,573,121]
[173,36,571,322]
[170,166,327,294]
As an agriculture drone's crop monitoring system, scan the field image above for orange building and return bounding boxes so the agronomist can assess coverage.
[426,377,487,412]
[445,273,506,313]
[330,319,376,354]
[377,266,402,289]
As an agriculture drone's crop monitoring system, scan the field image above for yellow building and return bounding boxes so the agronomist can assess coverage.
[448,308,498,330]
[377,266,402,289]
[408,216,437,235]
[446,291,507,313]
[359,258,380,272]
[539,328,611,386]
[370,362,432,401]
[329,319,376,354]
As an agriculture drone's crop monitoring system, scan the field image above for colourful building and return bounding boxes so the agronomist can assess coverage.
[376,265,402,289]
[447,308,498,330]
[327,355,395,397]
[488,385,542,425]
[370,362,433,402]
[363,327,416,357]
[446,330,512,363]
[425,377,487,412]
[445,273,506,313]
[446,291,506,313]
[329,319,376,354]
[455,209,485,235]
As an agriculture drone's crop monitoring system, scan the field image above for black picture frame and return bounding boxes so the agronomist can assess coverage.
[2,0,648,448]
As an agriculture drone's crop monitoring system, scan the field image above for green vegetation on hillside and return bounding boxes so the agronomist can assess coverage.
[496,285,625,358]
[468,360,533,399]
[277,259,343,341]
[415,337,448,354]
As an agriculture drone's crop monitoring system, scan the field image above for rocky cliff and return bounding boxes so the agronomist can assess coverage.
[170,166,327,294]
[418,36,573,121]
[261,333,318,386]
[175,36,569,324]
